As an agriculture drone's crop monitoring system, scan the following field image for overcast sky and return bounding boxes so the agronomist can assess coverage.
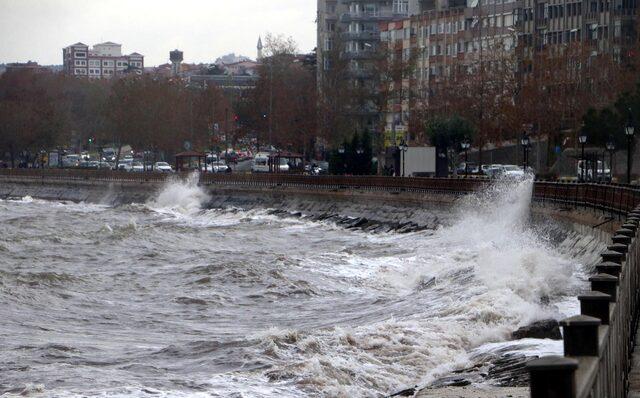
[0,0,317,66]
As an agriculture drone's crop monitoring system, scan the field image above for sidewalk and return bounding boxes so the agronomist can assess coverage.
[629,324,640,397]
[416,386,528,398]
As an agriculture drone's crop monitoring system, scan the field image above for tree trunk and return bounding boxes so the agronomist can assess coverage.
[9,142,15,168]
[115,143,122,170]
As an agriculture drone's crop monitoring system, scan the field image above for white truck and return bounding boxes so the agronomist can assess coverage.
[400,147,437,177]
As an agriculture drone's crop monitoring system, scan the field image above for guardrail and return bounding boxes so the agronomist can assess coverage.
[0,168,169,182]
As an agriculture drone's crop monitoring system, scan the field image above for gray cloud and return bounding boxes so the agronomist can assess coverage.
[0,0,316,65]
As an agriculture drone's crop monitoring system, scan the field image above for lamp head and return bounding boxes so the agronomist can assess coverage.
[626,123,635,137]
[579,133,588,144]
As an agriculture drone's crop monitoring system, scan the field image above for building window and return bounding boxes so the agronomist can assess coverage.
[393,0,409,15]
[325,38,334,51]
[74,60,86,66]
[75,52,86,58]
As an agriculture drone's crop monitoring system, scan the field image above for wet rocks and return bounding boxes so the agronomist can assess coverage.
[430,376,472,388]
[387,386,418,397]
[268,208,434,234]
[511,319,562,340]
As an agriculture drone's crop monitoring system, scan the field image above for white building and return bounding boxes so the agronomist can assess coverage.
[63,41,144,78]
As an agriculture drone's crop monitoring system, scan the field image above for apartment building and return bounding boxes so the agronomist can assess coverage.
[380,0,637,147]
[317,0,430,134]
[63,42,144,78]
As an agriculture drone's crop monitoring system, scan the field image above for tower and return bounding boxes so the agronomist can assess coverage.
[257,36,263,61]
[169,49,183,77]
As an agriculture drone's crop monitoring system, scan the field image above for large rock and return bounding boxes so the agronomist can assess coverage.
[512,319,561,340]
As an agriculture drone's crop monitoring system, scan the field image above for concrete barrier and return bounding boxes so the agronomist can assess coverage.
[527,207,640,398]
[3,170,640,214]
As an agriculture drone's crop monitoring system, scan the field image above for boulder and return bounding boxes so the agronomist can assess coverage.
[512,319,561,340]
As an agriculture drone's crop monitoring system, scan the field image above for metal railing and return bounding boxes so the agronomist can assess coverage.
[2,169,640,214]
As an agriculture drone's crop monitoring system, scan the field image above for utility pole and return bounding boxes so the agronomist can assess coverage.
[225,107,229,162]
[269,58,273,149]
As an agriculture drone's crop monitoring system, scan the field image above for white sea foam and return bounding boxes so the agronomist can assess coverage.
[239,177,591,396]
[146,172,209,216]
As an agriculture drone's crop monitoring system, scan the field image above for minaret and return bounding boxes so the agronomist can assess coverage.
[257,36,263,61]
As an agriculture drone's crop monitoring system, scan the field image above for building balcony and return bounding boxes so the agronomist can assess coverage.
[340,11,406,22]
[343,50,378,60]
[584,12,599,22]
[339,0,394,4]
[342,31,380,41]
[348,67,375,78]
[535,18,548,29]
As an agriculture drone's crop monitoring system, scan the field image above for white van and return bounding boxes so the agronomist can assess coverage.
[251,153,270,173]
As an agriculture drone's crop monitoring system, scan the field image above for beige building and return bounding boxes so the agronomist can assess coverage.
[63,41,144,79]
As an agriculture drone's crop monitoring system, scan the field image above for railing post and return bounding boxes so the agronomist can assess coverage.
[589,273,619,302]
[527,356,579,398]
[560,315,602,356]
[579,291,612,324]
[596,261,623,277]
[601,249,625,264]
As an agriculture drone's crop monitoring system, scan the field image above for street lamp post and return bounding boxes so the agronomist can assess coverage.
[579,132,588,182]
[398,139,409,177]
[606,137,615,182]
[355,147,364,175]
[521,134,530,170]
[460,141,470,175]
[338,146,346,174]
[626,119,635,184]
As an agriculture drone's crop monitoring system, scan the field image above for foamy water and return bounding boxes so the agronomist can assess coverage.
[0,177,602,397]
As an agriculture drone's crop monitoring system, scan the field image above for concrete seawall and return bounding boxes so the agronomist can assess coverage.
[0,176,618,233]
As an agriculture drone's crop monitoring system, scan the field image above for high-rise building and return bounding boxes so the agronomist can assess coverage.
[317,1,433,139]
[379,0,638,148]
[63,42,144,78]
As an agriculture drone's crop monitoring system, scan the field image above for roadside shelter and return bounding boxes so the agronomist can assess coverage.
[175,151,206,172]
[269,151,304,173]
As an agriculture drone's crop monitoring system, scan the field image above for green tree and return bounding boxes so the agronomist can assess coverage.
[426,115,476,150]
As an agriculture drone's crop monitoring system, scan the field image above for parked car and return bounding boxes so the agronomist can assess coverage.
[117,160,133,172]
[79,161,98,169]
[483,165,503,178]
[502,164,526,178]
[305,161,330,175]
[211,161,230,173]
[62,154,82,168]
[457,162,478,175]
[131,162,144,172]
[154,162,174,173]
